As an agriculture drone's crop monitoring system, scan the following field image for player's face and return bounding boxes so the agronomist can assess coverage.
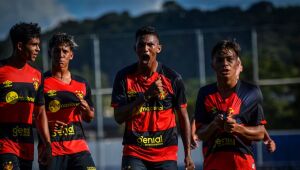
[51,44,73,69]
[20,38,40,62]
[212,48,240,80]
[135,34,161,68]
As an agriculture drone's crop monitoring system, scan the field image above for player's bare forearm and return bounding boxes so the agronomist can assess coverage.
[231,124,265,141]
[177,108,192,156]
[34,105,51,144]
[114,95,146,124]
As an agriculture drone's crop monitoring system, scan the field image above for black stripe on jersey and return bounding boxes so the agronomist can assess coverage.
[0,83,37,103]
[123,127,178,148]
[50,122,85,142]
[45,91,80,111]
[0,123,33,143]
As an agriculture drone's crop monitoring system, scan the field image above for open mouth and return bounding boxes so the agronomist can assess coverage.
[140,54,150,64]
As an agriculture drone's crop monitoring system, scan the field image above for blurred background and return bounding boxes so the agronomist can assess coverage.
[1,0,300,169]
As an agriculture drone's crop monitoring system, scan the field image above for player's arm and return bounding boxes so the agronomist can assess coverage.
[190,118,199,149]
[78,99,95,122]
[177,107,195,170]
[114,77,162,124]
[114,95,147,124]
[263,127,276,153]
[224,116,265,141]
[196,114,224,142]
[33,105,52,165]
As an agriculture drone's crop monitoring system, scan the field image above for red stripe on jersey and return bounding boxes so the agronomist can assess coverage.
[126,108,176,132]
[123,145,178,162]
[205,92,242,116]
[0,102,34,124]
[50,139,90,156]
[0,63,42,83]
[0,139,34,160]
[204,151,255,170]
[44,77,87,94]
[47,107,81,123]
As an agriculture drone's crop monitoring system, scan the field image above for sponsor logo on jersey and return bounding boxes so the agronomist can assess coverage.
[52,125,75,137]
[12,126,30,137]
[137,135,164,147]
[47,90,57,97]
[49,100,61,112]
[3,80,12,88]
[2,161,13,170]
[5,91,18,104]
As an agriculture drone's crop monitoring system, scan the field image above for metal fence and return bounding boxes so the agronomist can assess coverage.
[37,27,300,169]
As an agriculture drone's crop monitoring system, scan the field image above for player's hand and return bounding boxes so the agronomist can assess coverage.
[191,133,199,149]
[223,116,238,133]
[38,142,52,166]
[212,114,224,130]
[48,120,67,132]
[264,139,276,153]
[144,76,163,100]
[78,98,90,113]
[184,155,195,170]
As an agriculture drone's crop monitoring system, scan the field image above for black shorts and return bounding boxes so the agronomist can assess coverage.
[122,156,177,170]
[39,151,96,170]
[0,153,32,170]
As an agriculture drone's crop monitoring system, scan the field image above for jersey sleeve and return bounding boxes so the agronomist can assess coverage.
[239,86,266,126]
[84,80,94,108]
[194,88,213,124]
[111,71,127,108]
[173,76,187,109]
[35,73,45,106]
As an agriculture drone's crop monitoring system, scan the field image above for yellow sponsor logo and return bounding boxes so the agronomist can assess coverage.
[214,137,235,148]
[5,91,18,104]
[3,80,12,88]
[127,91,137,98]
[139,106,164,112]
[137,135,164,147]
[52,125,75,137]
[32,78,40,91]
[86,167,96,170]
[12,126,31,137]
[49,100,61,112]
[47,90,57,97]
[3,161,13,170]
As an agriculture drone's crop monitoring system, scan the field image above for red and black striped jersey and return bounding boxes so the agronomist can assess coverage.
[111,62,187,162]
[42,71,94,156]
[194,80,266,158]
[0,59,44,160]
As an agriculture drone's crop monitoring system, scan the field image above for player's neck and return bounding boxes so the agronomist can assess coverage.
[52,68,71,84]
[217,78,238,98]
[8,53,27,69]
[138,60,158,78]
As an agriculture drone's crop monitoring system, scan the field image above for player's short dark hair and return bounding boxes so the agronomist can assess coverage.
[211,39,241,58]
[48,32,78,51]
[135,26,160,41]
[9,22,41,48]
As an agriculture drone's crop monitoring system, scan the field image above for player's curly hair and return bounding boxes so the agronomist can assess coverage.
[48,32,78,51]
[9,22,41,48]
[211,39,241,58]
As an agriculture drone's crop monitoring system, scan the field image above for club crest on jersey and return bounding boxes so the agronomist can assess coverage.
[49,100,61,112]
[159,90,167,100]
[228,107,234,114]
[3,80,13,88]
[75,90,84,99]
[32,78,39,91]
[47,90,57,97]
[5,91,18,104]
[2,161,13,170]
[211,107,218,114]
